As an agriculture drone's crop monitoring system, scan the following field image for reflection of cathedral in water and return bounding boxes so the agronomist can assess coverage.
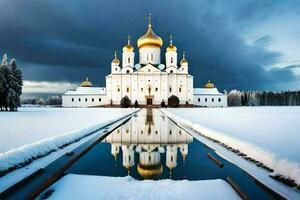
[105,109,193,179]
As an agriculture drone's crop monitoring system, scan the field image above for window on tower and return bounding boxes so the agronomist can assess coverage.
[151,54,153,61]
[128,57,130,63]
[126,70,130,74]
[126,87,129,93]
[171,57,173,63]
[169,87,172,92]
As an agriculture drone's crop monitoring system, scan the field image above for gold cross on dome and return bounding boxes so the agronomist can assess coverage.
[127,34,131,44]
[148,13,152,25]
[169,35,173,45]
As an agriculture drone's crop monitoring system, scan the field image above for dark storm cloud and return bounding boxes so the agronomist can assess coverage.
[0,0,299,91]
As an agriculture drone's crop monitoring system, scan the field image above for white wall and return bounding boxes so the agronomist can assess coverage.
[193,94,227,107]
[62,94,106,108]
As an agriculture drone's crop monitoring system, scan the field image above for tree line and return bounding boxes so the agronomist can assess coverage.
[0,54,23,111]
[228,90,300,106]
[21,96,62,106]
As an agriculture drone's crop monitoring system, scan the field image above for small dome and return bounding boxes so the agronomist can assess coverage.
[204,80,215,88]
[123,44,134,52]
[81,77,93,87]
[166,35,177,52]
[112,51,120,65]
[123,35,134,52]
[137,163,163,179]
[180,52,188,65]
[167,44,177,52]
[137,15,163,49]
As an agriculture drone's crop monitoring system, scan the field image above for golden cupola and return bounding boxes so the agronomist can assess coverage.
[81,77,93,87]
[111,51,120,65]
[180,51,188,65]
[204,80,215,88]
[123,35,134,52]
[137,14,163,49]
[166,35,177,52]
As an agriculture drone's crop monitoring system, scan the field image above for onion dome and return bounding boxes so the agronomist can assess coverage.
[137,163,163,179]
[166,35,177,52]
[180,51,188,65]
[204,80,215,88]
[137,14,163,49]
[123,35,134,52]
[112,51,120,65]
[81,77,93,87]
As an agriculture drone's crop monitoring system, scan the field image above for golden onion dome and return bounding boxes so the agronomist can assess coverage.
[137,163,163,179]
[204,80,215,88]
[180,51,188,65]
[137,15,163,49]
[167,44,177,52]
[166,35,177,52]
[81,77,93,87]
[112,51,120,65]
[123,35,134,52]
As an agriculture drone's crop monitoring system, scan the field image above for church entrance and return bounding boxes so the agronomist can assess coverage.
[146,98,153,105]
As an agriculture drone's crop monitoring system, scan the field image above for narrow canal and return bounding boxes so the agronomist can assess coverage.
[59,109,280,200]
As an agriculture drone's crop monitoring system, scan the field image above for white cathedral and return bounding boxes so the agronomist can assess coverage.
[62,16,227,108]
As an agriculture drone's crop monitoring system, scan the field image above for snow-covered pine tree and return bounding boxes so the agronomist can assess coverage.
[0,54,10,111]
[9,59,23,107]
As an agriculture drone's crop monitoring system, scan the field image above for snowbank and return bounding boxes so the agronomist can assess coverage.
[0,107,135,153]
[161,107,300,186]
[38,175,241,200]
[0,108,137,176]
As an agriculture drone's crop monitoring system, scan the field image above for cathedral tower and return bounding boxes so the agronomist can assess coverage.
[122,35,135,68]
[165,35,178,68]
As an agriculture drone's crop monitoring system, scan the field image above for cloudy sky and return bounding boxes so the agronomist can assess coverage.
[0,0,299,96]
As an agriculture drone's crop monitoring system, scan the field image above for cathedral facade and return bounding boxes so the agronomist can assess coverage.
[62,16,227,107]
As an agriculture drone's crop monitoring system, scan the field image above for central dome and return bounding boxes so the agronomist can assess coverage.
[137,24,163,49]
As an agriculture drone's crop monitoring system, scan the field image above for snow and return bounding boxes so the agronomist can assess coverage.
[38,174,241,200]
[0,107,134,153]
[193,87,222,95]
[64,86,106,95]
[0,107,137,193]
[160,107,300,198]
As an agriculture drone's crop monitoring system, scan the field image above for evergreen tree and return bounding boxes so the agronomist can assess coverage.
[0,54,23,111]
[9,59,23,106]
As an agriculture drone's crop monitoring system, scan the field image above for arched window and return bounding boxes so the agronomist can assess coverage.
[126,87,129,93]
[126,70,130,74]
[117,88,120,92]
[78,98,81,102]
[141,88,143,92]
[170,70,173,74]
[128,57,130,63]
[92,98,94,102]
[71,98,74,102]
[151,54,153,61]
[171,57,173,63]
[218,98,221,102]
[155,87,158,92]
[85,98,88,102]
[205,98,207,102]
[212,98,214,102]
[147,54,149,61]
[99,98,101,102]
[198,98,200,102]
[179,87,182,92]
[169,87,172,92]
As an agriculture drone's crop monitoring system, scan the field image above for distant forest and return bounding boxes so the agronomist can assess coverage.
[228,90,300,106]
[21,90,300,107]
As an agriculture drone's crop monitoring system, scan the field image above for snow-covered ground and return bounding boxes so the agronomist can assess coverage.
[0,107,137,192]
[37,175,241,200]
[0,107,135,153]
[161,107,300,197]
